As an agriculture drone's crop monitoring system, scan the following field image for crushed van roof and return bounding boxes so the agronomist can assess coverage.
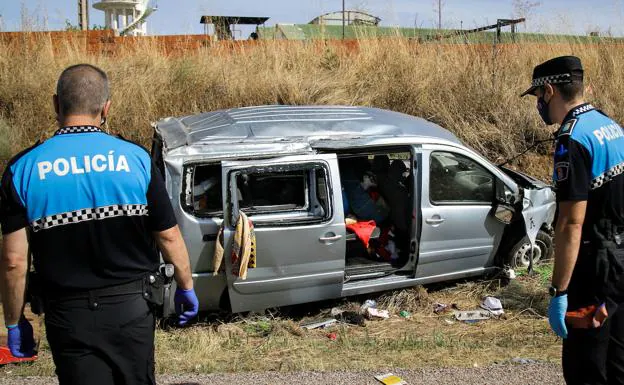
[155,105,461,154]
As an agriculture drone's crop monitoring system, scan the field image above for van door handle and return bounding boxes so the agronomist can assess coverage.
[319,233,342,243]
[426,217,445,225]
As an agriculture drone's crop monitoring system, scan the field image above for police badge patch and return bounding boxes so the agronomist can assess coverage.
[558,119,577,137]
[554,162,570,182]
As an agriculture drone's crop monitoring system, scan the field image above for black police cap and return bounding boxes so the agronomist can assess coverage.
[520,55,584,97]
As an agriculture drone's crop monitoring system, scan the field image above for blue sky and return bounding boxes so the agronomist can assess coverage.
[1,1,623,37]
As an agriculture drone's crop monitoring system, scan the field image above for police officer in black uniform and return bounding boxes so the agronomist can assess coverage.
[522,56,624,384]
[0,64,199,385]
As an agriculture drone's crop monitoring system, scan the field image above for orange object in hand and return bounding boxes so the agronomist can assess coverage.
[565,303,608,329]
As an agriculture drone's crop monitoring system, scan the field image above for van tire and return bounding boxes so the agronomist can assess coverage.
[506,230,553,268]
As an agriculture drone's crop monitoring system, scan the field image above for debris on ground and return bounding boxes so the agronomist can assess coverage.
[375,372,408,384]
[360,299,377,312]
[0,347,38,366]
[453,310,492,323]
[330,307,344,317]
[511,357,539,365]
[503,266,517,279]
[433,302,459,314]
[300,318,337,330]
[399,310,411,318]
[480,296,504,316]
[326,332,337,341]
[337,311,367,326]
[366,307,390,319]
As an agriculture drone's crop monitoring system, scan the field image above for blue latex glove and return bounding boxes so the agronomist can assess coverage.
[7,318,36,358]
[174,287,199,326]
[548,294,568,339]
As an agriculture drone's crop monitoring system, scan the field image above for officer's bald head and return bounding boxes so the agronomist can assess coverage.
[56,64,109,117]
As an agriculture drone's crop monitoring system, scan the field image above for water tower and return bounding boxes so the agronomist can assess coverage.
[93,0,157,36]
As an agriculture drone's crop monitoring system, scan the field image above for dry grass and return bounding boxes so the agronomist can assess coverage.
[2,266,559,376]
[2,37,624,177]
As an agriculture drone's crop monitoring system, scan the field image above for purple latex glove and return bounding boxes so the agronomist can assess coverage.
[174,287,199,326]
[7,318,36,358]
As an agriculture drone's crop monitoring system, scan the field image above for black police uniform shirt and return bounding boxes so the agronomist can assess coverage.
[0,126,177,290]
[553,103,624,241]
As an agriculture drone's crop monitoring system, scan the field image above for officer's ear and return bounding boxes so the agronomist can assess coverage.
[53,94,60,117]
[543,83,555,103]
[101,99,112,119]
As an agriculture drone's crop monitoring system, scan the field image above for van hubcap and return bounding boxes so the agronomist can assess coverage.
[514,241,545,267]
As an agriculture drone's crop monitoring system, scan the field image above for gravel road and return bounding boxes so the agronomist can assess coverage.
[1,363,564,384]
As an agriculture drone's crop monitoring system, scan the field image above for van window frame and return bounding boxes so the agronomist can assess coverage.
[428,151,496,206]
[181,162,224,219]
[226,161,334,228]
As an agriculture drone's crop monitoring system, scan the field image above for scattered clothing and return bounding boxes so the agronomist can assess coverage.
[346,220,377,248]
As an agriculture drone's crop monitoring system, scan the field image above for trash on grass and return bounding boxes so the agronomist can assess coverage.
[511,357,538,365]
[433,302,459,314]
[504,267,517,279]
[300,318,337,330]
[326,332,337,341]
[330,307,344,317]
[360,299,377,312]
[453,310,492,323]
[375,372,408,385]
[366,307,390,319]
[337,311,367,326]
[480,296,504,316]
[433,302,448,314]
[399,310,411,318]
[0,346,38,366]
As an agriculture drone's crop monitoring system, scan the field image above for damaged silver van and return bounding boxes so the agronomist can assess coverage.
[151,105,556,314]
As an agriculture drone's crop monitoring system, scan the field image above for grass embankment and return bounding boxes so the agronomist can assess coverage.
[2,36,624,178]
[2,266,558,376]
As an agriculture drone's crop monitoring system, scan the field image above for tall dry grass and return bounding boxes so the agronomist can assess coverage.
[1,36,624,178]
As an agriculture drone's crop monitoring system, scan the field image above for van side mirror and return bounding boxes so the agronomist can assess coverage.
[495,179,515,205]
[493,179,516,224]
[493,204,515,224]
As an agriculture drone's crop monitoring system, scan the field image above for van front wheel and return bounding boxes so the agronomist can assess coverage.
[507,230,553,269]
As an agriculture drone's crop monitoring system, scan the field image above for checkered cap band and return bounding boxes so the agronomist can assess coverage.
[31,204,148,232]
[590,162,624,190]
[55,126,103,135]
[531,73,572,87]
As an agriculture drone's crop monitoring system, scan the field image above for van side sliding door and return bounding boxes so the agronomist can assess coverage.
[221,154,346,313]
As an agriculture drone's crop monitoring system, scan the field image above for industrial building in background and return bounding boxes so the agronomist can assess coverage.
[93,0,157,36]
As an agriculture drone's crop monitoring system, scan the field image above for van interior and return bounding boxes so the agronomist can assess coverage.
[336,150,413,281]
[188,148,414,282]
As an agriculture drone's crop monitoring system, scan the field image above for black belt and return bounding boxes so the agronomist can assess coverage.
[45,278,145,301]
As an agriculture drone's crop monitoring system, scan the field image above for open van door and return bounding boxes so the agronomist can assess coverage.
[221,154,346,313]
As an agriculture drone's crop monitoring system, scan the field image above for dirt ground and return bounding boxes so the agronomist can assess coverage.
[0,364,565,385]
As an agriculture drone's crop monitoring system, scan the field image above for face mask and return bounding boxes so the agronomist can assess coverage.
[537,96,553,125]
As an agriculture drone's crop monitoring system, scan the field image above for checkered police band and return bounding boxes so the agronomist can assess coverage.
[572,104,595,117]
[55,126,103,136]
[531,73,572,87]
[591,162,624,190]
[31,204,148,232]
